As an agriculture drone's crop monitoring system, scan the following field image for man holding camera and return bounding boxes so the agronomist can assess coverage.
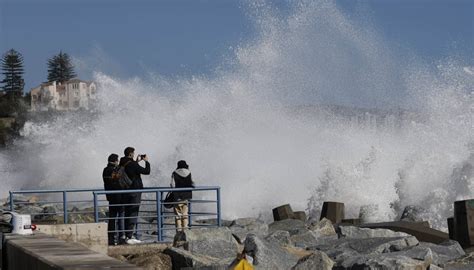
[119,146,150,244]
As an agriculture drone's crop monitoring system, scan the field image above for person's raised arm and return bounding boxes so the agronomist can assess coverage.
[138,161,150,175]
[136,156,150,175]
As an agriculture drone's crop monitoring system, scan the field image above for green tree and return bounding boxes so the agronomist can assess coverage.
[47,51,76,83]
[1,49,24,97]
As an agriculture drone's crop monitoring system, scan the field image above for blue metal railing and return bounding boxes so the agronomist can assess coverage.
[93,186,221,242]
[9,188,103,224]
[8,186,222,243]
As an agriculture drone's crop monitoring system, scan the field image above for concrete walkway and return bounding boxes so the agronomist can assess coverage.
[3,233,142,269]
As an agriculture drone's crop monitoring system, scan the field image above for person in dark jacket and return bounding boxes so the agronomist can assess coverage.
[170,160,194,232]
[119,146,150,244]
[102,153,125,245]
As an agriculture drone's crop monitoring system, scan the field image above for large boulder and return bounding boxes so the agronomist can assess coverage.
[163,247,231,270]
[308,218,336,237]
[418,240,465,266]
[338,226,410,239]
[339,252,432,270]
[291,251,334,270]
[289,229,319,248]
[179,227,239,260]
[444,251,474,269]
[244,234,298,270]
[228,218,268,243]
[299,226,463,269]
[269,219,306,235]
[265,230,292,247]
[307,236,420,266]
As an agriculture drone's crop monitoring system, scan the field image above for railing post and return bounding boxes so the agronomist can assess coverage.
[63,191,68,224]
[156,191,162,242]
[216,187,221,227]
[93,192,99,223]
[9,191,14,211]
[188,198,192,228]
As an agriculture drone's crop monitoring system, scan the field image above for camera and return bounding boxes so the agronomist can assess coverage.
[139,154,147,159]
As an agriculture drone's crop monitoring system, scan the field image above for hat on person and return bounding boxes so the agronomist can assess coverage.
[177,160,188,169]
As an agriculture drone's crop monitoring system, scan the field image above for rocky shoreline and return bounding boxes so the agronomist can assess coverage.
[107,216,474,269]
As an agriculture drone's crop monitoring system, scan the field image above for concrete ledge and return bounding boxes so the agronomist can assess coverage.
[359,221,449,244]
[3,233,142,270]
[35,222,107,254]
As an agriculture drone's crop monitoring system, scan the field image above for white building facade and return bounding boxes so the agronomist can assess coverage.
[30,79,97,111]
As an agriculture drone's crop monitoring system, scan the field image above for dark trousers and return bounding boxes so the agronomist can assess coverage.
[124,192,141,238]
[108,198,125,244]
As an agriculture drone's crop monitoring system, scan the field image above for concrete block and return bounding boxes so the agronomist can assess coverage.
[454,199,474,247]
[292,211,307,222]
[447,217,455,240]
[36,222,108,254]
[272,204,294,221]
[36,223,77,242]
[360,221,449,244]
[320,202,344,224]
[341,219,361,225]
[75,222,108,254]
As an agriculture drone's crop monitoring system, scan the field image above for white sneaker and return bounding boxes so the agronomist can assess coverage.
[126,237,142,245]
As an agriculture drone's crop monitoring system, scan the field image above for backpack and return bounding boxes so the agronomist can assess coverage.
[111,161,133,189]
[163,192,175,209]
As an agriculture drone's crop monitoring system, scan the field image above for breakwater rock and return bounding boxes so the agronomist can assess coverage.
[161,216,466,269]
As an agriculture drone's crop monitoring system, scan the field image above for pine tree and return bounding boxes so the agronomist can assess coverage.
[47,51,76,83]
[1,49,24,97]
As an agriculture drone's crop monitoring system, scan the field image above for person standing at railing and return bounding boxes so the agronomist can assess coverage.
[102,153,125,245]
[170,160,195,232]
[120,146,150,245]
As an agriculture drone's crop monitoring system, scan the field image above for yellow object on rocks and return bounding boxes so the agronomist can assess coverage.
[232,258,253,270]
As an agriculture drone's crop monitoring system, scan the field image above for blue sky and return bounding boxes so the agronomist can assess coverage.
[0,0,473,91]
